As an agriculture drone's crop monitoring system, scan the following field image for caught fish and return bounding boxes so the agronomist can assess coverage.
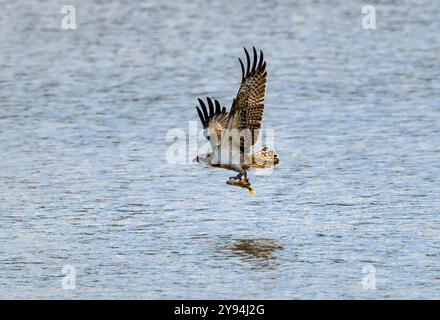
[226,177,256,195]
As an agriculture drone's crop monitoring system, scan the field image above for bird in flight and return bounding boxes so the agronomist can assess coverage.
[194,47,279,194]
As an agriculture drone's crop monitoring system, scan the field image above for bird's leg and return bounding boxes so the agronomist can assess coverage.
[241,171,255,194]
[242,171,248,182]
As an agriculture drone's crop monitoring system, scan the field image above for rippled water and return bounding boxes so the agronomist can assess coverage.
[1,0,439,299]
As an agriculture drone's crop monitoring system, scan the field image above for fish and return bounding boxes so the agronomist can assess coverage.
[226,177,256,195]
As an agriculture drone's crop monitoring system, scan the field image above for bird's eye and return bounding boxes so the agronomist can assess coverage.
[207,136,211,140]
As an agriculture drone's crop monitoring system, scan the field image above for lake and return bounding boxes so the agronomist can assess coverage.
[0,0,439,299]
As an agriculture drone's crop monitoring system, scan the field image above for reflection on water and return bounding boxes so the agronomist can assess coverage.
[225,239,284,260]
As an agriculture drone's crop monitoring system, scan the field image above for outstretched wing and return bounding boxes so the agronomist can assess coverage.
[196,97,229,146]
[227,47,267,151]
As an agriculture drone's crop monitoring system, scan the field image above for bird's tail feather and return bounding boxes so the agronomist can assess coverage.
[250,147,279,168]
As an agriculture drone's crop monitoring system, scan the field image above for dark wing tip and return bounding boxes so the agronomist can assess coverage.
[258,50,264,69]
[214,99,221,114]
[206,97,214,117]
[238,57,245,82]
[240,47,265,79]
[251,47,257,74]
[196,106,206,128]
[198,98,209,121]
[244,47,251,77]
[197,97,225,127]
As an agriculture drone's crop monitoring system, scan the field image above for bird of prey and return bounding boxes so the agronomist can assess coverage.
[194,47,279,194]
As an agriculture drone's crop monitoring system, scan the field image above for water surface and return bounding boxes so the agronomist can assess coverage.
[0,0,439,299]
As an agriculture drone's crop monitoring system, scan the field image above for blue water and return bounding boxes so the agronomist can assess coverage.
[0,0,439,299]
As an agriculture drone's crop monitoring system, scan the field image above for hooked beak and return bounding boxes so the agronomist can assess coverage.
[192,156,198,163]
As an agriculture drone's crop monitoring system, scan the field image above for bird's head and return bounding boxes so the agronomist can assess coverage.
[193,152,211,165]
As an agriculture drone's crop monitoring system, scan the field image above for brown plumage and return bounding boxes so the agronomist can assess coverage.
[228,47,267,150]
[194,47,279,194]
[196,97,229,145]
[245,147,279,170]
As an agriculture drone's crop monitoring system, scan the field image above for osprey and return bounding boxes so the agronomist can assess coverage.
[194,47,279,194]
